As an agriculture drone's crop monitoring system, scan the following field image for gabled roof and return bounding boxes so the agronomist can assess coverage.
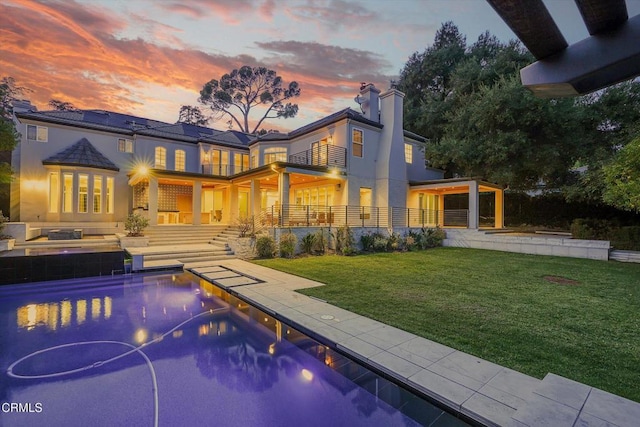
[249,108,383,146]
[16,109,251,149]
[43,138,119,171]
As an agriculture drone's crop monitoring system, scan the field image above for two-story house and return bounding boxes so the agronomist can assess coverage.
[10,84,503,236]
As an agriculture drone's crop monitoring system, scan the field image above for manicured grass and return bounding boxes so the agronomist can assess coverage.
[254,247,640,402]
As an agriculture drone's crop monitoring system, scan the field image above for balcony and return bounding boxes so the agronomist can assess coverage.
[288,145,347,168]
[202,163,253,176]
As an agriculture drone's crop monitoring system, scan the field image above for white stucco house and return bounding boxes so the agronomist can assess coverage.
[9,84,504,237]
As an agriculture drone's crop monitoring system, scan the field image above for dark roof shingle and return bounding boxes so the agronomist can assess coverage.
[43,138,119,171]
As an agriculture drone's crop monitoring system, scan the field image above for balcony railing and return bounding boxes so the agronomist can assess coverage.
[256,205,468,229]
[288,145,347,168]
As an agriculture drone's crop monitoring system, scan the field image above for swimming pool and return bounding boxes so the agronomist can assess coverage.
[0,272,470,426]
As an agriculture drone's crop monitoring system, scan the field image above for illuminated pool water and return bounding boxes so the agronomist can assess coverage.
[0,272,470,426]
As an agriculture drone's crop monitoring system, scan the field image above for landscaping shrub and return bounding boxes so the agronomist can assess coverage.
[570,219,640,250]
[301,233,316,255]
[313,228,327,254]
[234,215,254,237]
[256,235,276,258]
[279,231,297,258]
[387,232,403,251]
[404,235,417,251]
[413,227,445,249]
[0,211,10,239]
[610,226,640,250]
[360,232,376,252]
[372,235,388,252]
[570,218,613,240]
[124,213,150,237]
[334,224,356,255]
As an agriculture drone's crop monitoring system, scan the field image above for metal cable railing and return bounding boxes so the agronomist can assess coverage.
[257,205,468,229]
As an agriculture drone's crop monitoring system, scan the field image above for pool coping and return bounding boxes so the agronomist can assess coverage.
[187,259,640,427]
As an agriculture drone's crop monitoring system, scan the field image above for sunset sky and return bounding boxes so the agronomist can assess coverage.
[3,0,640,132]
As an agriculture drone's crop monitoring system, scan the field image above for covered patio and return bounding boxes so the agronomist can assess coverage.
[409,178,504,229]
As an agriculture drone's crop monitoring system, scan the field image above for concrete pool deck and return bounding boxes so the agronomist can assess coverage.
[187,259,640,427]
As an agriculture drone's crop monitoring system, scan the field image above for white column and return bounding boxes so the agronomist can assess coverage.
[468,181,479,229]
[192,181,202,225]
[436,194,444,227]
[250,179,261,218]
[228,185,238,224]
[148,177,158,226]
[495,189,504,229]
[279,172,290,225]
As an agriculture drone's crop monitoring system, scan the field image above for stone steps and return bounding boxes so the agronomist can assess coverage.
[144,225,229,246]
[609,249,640,263]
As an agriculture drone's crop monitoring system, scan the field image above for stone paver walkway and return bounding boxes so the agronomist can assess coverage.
[188,259,640,427]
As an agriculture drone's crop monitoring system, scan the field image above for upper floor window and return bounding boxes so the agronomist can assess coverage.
[234,153,249,174]
[27,125,48,142]
[118,138,133,153]
[352,129,363,158]
[155,147,166,169]
[405,143,413,164]
[264,147,287,164]
[175,149,186,172]
[311,137,331,165]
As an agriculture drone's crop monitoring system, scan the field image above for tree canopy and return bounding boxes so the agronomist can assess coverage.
[398,22,640,206]
[48,99,77,111]
[198,66,300,134]
[0,77,24,185]
[178,105,209,126]
[602,136,640,213]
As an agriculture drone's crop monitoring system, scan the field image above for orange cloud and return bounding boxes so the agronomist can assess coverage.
[1,0,393,131]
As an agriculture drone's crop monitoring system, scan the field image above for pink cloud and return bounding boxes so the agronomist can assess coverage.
[1,0,387,131]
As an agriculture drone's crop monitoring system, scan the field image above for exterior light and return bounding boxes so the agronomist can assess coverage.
[137,165,149,176]
[301,369,313,382]
[135,328,148,344]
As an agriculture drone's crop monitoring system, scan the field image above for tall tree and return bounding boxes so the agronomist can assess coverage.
[398,22,467,141]
[48,99,77,111]
[199,66,300,134]
[0,77,25,185]
[177,105,209,126]
[602,136,640,213]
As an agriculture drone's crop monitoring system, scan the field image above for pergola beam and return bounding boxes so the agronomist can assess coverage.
[520,14,640,97]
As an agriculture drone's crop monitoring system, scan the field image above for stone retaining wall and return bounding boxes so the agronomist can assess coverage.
[443,229,610,261]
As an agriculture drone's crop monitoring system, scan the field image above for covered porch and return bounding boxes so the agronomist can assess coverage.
[409,178,504,229]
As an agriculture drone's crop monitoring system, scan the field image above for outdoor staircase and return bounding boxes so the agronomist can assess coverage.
[127,225,242,271]
[144,225,230,246]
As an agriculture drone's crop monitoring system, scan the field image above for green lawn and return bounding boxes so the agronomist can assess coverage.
[254,247,640,402]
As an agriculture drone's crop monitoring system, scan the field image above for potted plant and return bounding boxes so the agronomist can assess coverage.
[0,211,15,251]
[119,212,150,248]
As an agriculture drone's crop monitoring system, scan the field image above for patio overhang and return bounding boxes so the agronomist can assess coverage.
[409,177,503,193]
[487,0,640,97]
